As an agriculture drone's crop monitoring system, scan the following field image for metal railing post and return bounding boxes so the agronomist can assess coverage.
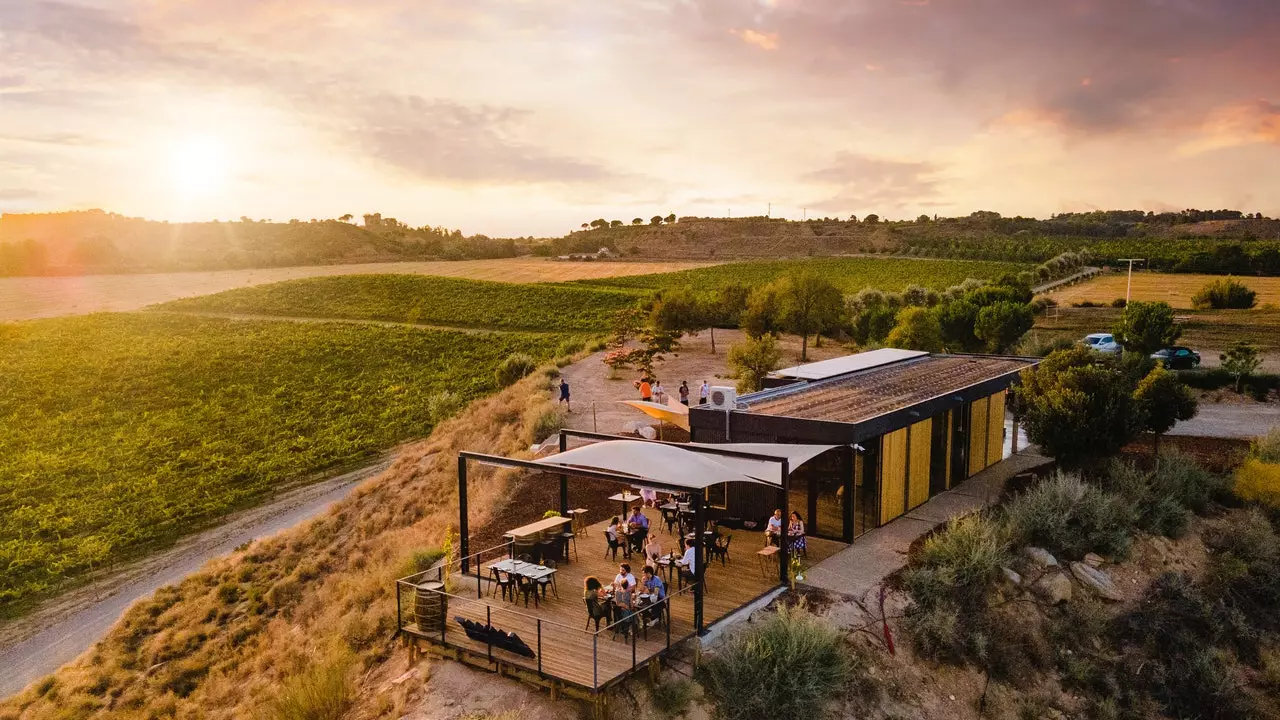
[396,582,402,633]
[439,590,446,643]
[486,606,493,662]
[665,598,671,650]
[632,617,638,669]
[477,564,482,599]
[593,633,599,690]
[537,619,543,676]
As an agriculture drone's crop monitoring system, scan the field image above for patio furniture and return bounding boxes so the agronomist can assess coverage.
[455,617,535,659]
[608,492,642,521]
[757,545,779,579]
[604,529,623,560]
[515,574,540,608]
[584,596,611,631]
[660,507,679,535]
[560,529,579,562]
[489,568,516,602]
[708,535,732,566]
[568,508,589,533]
[487,558,558,608]
[534,560,558,599]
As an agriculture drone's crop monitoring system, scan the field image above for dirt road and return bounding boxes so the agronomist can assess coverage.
[0,258,713,322]
[0,456,394,698]
[1168,403,1280,440]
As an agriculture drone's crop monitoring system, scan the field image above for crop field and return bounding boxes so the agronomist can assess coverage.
[576,257,1028,293]
[0,313,564,611]
[158,275,641,332]
[1044,272,1280,309]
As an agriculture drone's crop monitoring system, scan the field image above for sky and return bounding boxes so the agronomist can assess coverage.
[1,0,1279,237]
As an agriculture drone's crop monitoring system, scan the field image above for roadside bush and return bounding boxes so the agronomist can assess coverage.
[1192,277,1258,310]
[494,353,537,387]
[1233,459,1280,508]
[522,404,565,444]
[426,390,465,423]
[700,604,851,720]
[1003,473,1134,560]
[267,650,355,720]
[1104,454,1223,537]
[1110,297,1127,308]
[1255,428,1280,464]
[1016,333,1075,357]
[555,339,586,356]
[1178,367,1280,401]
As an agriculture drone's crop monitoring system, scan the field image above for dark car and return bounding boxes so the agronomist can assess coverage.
[1151,346,1201,369]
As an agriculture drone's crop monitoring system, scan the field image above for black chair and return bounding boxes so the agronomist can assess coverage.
[534,561,557,599]
[515,575,540,608]
[709,535,732,566]
[629,526,649,554]
[604,530,622,560]
[560,530,578,563]
[585,597,611,631]
[660,508,679,535]
[611,607,637,641]
[490,568,516,602]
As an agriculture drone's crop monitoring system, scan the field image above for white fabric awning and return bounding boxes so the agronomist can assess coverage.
[532,439,841,490]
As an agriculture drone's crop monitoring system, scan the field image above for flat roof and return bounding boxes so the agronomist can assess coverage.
[771,348,927,380]
[743,354,1036,424]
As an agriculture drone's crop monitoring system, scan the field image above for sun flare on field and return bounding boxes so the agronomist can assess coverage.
[168,134,232,196]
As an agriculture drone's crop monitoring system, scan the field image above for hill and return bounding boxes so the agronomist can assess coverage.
[0,210,528,276]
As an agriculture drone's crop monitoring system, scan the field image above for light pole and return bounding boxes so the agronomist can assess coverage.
[1117,258,1146,304]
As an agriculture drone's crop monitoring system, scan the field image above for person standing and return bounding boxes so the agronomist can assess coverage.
[699,380,710,405]
[637,377,652,402]
[652,379,666,404]
[678,380,690,406]
[558,378,571,412]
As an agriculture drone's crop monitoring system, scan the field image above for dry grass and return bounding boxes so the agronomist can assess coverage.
[0,366,572,720]
[1044,272,1280,309]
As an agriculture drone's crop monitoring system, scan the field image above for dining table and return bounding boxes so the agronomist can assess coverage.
[608,491,643,521]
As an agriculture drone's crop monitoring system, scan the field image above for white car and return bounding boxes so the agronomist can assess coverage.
[1082,333,1121,355]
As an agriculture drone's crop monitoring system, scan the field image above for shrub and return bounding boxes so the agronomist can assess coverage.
[1110,297,1127,308]
[1254,428,1280,464]
[700,604,851,720]
[1233,459,1280,508]
[522,404,564,444]
[650,678,696,717]
[411,548,445,573]
[267,650,356,720]
[1003,473,1134,559]
[1103,454,1222,537]
[426,390,465,423]
[555,339,586,356]
[494,353,537,387]
[1191,277,1257,310]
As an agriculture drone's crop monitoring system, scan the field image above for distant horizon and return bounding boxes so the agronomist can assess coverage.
[2,1,1278,237]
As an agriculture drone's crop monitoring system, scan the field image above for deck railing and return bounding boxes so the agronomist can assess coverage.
[396,572,698,691]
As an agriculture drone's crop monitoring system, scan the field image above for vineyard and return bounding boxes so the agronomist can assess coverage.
[158,275,641,332]
[0,313,564,611]
[576,257,1028,292]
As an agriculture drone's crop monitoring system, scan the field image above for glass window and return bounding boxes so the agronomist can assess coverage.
[705,483,727,509]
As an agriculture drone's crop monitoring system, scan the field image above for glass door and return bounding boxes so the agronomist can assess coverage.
[854,437,881,537]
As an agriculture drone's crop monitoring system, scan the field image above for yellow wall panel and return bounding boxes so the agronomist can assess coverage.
[907,419,932,510]
[987,391,1006,468]
[968,397,989,477]
[880,429,907,522]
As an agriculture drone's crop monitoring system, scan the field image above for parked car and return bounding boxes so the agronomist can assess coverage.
[1151,346,1201,369]
[1082,333,1121,355]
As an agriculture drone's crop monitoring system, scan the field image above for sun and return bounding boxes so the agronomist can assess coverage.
[169,134,232,196]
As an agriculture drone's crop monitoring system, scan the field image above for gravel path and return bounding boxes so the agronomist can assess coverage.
[1168,403,1280,439]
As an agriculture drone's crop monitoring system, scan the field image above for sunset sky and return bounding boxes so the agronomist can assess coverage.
[1,0,1278,236]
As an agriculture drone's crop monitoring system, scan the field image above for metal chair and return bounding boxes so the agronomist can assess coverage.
[489,568,516,602]
[560,530,579,563]
[515,574,540,608]
[534,560,557,599]
[709,535,733,566]
[604,530,622,559]
[585,597,611,631]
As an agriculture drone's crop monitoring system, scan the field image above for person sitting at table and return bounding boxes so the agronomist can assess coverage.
[627,506,650,551]
[640,565,666,627]
[788,511,807,553]
[643,533,663,562]
[765,509,783,546]
[583,576,611,629]
[613,563,636,589]
[584,575,606,601]
[677,538,697,584]
[606,516,623,543]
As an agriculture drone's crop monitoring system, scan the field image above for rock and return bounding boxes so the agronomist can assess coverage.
[637,425,657,439]
[1001,567,1023,587]
[1070,561,1123,601]
[1023,546,1060,569]
[1031,571,1073,604]
[1084,553,1105,568]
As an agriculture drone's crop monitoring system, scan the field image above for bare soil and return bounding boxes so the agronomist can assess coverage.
[1044,271,1280,309]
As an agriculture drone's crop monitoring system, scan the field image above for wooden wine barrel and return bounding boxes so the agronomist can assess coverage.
[414,581,445,633]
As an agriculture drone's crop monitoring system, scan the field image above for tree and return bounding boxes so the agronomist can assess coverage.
[777,272,844,361]
[1015,347,1145,469]
[651,288,714,352]
[886,307,943,352]
[590,218,608,230]
[665,213,677,223]
[581,223,590,230]
[1133,365,1197,454]
[848,214,858,223]
[936,300,983,352]
[1220,341,1261,393]
[609,220,623,228]
[632,218,644,225]
[728,334,781,393]
[339,213,353,223]
[741,283,784,339]
[1112,301,1180,356]
[651,216,663,226]
[863,214,880,224]
[1191,277,1257,309]
[974,301,1034,353]
[917,214,931,223]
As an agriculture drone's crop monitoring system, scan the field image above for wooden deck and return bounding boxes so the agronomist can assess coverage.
[399,507,844,692]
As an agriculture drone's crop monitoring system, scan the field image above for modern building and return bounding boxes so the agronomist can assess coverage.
[688,348,1039,543]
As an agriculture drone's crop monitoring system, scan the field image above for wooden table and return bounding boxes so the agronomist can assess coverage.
[489,558,558,605]
[568,508,589,533]
[503,516,572,540]
[608,492,642,520]
[757,545,779,578]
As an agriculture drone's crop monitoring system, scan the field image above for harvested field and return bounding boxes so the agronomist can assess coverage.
[0,258,716,322]
[1044,271,1280,309]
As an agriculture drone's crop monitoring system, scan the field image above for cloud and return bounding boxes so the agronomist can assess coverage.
[0,188,39,202]
[0,133,104,147]
[1182,100,1280,154]
[802,153,944,213]
[731,28,779,51]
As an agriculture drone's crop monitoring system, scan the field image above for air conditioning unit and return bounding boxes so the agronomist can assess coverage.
[708,386,737,410]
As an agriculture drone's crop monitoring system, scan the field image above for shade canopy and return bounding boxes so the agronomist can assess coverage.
[619,398,690,431]
[531,439,841,490]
